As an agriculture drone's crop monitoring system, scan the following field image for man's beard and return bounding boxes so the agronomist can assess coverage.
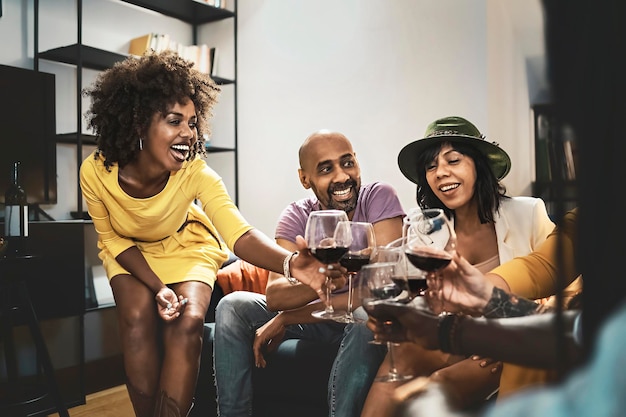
[327,197,357,213]
[326,181,358,213]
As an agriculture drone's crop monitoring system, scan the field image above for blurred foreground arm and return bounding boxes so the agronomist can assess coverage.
[365,301,582,369]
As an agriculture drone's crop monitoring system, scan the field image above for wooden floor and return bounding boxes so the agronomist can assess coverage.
[48,385,134,417]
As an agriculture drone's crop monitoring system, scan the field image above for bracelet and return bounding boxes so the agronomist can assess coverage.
[283,251,299,285]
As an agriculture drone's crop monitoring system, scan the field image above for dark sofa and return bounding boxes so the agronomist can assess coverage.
[191,282,340,417]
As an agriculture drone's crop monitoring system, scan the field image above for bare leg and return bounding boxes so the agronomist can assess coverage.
[111,274,161,417]
[159,281,212,415]
[361,344,460,417]
[428,356,502,410]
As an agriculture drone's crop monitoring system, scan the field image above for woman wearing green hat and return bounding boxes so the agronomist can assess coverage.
[361,116,555,417]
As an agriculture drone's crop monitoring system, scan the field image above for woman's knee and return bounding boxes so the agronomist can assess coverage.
[170,311,206,339]
[119,304,157,334]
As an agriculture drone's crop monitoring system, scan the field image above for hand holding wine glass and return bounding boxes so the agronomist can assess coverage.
[305,210,351,320]
[425,251,496,316]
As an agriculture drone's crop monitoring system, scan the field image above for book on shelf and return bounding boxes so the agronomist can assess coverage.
[547,136,566,182]
[155,33,171,53]
[535,113,552,182]
[534,107,578,183]
[561,123,577,180]
[128,33,217,76]
[209,46,217,76]
[129,33,153,56]
[184,44,199,68]
[198,44,210,74]
[183,44,216,75]
[545,123,578,183]
[129,33,174,56]
[193,0,229,8]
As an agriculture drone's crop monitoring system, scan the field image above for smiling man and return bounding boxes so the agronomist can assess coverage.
[299,130,361,212]
[212,130,406,417]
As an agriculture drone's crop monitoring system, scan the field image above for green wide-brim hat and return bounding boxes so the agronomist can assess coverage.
[397,116,512,184]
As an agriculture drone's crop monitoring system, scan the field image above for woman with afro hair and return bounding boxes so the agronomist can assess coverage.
[80,51,330,417]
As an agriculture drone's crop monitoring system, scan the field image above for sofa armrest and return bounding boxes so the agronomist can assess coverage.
[205,282,224,323]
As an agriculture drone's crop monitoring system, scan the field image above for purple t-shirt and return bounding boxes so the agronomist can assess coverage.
[275,181,406,242]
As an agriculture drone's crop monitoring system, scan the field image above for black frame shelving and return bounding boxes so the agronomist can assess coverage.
[31,3,238,407]
[531,103,578,217]
[34,0,238,216]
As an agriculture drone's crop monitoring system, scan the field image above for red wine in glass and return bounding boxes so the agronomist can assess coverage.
[362,299,405,322]
[370,283,404,300]
[404,248,452,272]
[406,275,428,295]
[392,275,428,297]
[311,247,349,264]
[340,254,371,273]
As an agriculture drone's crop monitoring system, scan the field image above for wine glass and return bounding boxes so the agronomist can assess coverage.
[377,237,428,299]
[404,208,456,305]
[306,210,351,320]
[358,261,413,382]
[333,221,375,323]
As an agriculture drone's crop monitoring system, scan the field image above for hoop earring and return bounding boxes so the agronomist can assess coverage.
[139,137,143,151]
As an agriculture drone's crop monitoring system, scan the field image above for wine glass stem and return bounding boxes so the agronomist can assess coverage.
[347,273,355,315]
[429,270,445,313]
[325,276,334,313]
[387,341,400,377]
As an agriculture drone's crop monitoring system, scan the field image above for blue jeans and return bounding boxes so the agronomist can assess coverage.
[213,291,386,417]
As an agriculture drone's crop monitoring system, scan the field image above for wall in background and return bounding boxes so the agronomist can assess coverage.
[0,0,546,236]
[234,0,546,236]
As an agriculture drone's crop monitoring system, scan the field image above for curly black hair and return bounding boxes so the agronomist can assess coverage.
[414,141,509,224]
[83,50,220,170]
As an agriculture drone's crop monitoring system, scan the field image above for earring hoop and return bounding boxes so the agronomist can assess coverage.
[139,137,143,151]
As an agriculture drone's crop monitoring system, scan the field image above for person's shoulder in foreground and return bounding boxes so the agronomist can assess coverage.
[481,301,626,417]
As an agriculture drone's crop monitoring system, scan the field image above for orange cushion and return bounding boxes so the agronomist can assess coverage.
[216,259,269,295]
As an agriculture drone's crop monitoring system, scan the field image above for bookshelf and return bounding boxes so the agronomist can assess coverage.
[531,103,578,216]
[34,0,238,218]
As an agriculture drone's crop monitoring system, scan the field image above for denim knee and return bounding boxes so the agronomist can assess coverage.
[328,319,386,417]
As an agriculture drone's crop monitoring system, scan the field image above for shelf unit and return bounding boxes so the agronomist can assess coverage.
[531,103,578,216]
[34,0,238,217]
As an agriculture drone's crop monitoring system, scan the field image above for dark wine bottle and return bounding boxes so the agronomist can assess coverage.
[4,161,28,256]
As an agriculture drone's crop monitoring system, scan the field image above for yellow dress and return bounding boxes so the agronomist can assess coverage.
[79,151,252,288]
